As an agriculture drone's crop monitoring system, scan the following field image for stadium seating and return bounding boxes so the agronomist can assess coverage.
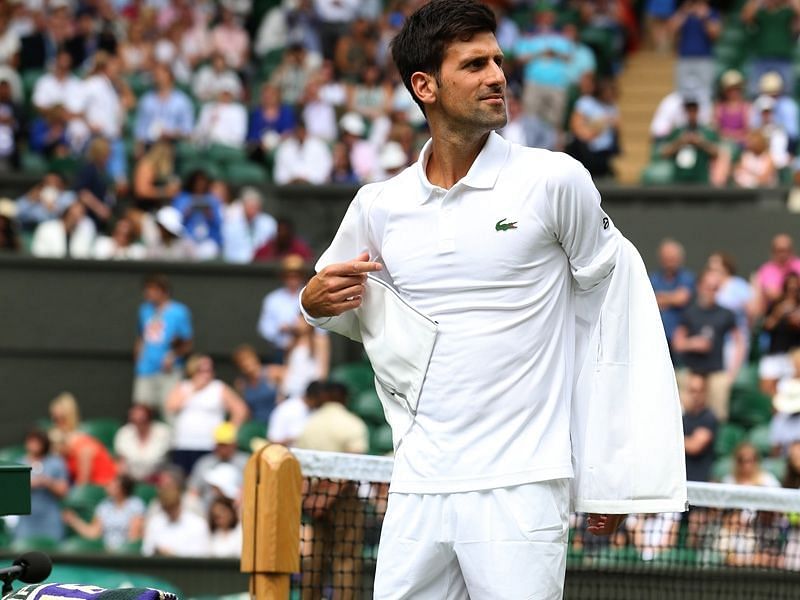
[133,482,157,506]
[351,390,385,426]
[60,536,105,553]
[330,362,375,399]
[747,423,773,456]
[236,420,266,452]
[80,418,123,452]
[715,423,747,457]
[62,484,107,522]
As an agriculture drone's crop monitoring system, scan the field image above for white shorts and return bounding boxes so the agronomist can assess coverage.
[759,354,794,381]
[374,479,569,600]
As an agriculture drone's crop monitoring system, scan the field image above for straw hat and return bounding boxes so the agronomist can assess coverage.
[720,69,744,90]
[774,380,800,414]
[759,72,784,95]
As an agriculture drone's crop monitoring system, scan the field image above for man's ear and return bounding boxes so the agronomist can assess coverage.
[410,71,437,109]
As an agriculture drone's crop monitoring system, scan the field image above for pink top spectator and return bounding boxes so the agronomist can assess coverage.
[757,258,800,299]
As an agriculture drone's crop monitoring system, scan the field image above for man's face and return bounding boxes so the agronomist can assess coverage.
[659,244,683,273]
[685,376,707,412]
[432,32,508,134]
[772,235,793,265]
[143,284,166,304]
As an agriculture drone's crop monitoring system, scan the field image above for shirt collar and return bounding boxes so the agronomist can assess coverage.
[415,131,510,204]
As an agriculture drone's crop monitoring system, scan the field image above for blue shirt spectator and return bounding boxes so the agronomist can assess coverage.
[676,9,720,58]
[574,95,618,152]
[247,85,296,145]
[514,34,572,88]
[650,240,696,355]
[14,430,69,543]
[16,173,76,232]
[134,65,195,144]
[136,299,193,377]
[172,169,224,256]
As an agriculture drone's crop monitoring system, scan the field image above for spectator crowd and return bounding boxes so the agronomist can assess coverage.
[3,265,371,559]
[0,0,640,259]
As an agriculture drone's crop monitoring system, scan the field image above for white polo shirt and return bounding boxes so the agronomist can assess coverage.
[314,132,617,494]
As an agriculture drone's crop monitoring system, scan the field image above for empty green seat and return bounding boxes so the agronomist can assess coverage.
[369,425,394,456]
[650,547,698,566]
[330,363,375,399]
[62,484,106,521]
[640,160,675,185]
[133,482,157,506]
[20,150,49,175]
[80,418,122,451]
[747,423,772,456]
[729,388,772,428]
[352,391,386,426]
[715,423,746,457]
[223,161,266,186]
[237,420,266,452]
[0,445,25,463]
[113,540,143,555]
[11,535,59,552]
[206,144,248,165]
[762,456,786,482]
[60,536,105,553]
[712,456,733,482]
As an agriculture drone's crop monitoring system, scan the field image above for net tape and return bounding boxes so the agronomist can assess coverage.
[292,449,800,513]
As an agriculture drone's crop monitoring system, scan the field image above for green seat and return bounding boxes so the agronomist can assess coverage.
[352,390,386,426]
[11,535,59,552]
[60,536,105,553]
[0,445,25,463]
[113,539,143,555]
[179,159,223,181]
[80,418,122,451]
[223,161,266,186]
[712,456,733,482]
[715,423,746,457]
[734,363,759,389]
[62,484,106,522]
[330,363,375,399]
[133,482,157,506]
[20,150,49,175]
[368,425,394,456]
[259,48,285,81]
[591,545,641,567]
[650,547,698,566]
[713,42,746,68]
[640,160,676,185]
[729,388,773,428]
[748,423,772,456]
[206,143,248,165]
[49,155,81,179]
[237,420,266,452]
[762,456,786,482]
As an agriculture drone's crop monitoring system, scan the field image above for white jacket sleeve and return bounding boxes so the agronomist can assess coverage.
[300,185,383,341]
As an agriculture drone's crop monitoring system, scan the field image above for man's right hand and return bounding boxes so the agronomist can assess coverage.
[301,252,383,318]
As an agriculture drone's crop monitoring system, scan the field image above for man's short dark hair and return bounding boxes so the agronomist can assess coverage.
[391,0,496,113]
[143,273,171,294]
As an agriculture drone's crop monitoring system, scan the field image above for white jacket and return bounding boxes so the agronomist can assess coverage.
[305,228,687,514]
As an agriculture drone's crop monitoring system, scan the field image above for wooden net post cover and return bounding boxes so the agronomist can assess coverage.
[241,444,302,600]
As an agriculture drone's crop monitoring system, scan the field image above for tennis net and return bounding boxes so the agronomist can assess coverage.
[290,449,800,599]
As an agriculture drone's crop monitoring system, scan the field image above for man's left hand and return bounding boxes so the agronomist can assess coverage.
[587,513,626,536]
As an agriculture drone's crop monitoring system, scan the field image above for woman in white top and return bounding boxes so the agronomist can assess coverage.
[208,497,242,558]
[281,315,330,401]
[113,405,171,481]
[165,355,249,474]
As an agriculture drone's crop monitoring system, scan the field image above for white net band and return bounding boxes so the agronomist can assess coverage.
[292,449,800,513]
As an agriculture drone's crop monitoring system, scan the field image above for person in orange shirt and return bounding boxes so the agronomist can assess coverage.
[49,392,117,485]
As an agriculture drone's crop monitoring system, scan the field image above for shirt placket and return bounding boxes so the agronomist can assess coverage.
[437,189,456,254]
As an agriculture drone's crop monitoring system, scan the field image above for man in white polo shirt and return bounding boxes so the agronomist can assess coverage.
[301,1,684,597]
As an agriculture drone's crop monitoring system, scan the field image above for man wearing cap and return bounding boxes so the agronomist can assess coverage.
[742,0,800,97]
[753,93,790,169]
[659,97,719,183]
[258,254,312,360]
[751,71,799,152]
[273,119,333,185]
[146,206,196,261]
[133,273,193,413]
[188,422,249,508]
[339,111,379,182]
[650,89,713,140]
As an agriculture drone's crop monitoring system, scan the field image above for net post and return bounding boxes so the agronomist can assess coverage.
[241,444,302,600]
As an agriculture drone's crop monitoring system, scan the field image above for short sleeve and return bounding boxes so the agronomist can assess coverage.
[176,305,193,339]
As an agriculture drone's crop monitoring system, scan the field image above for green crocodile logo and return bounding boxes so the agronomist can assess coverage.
[495,218,518,231]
